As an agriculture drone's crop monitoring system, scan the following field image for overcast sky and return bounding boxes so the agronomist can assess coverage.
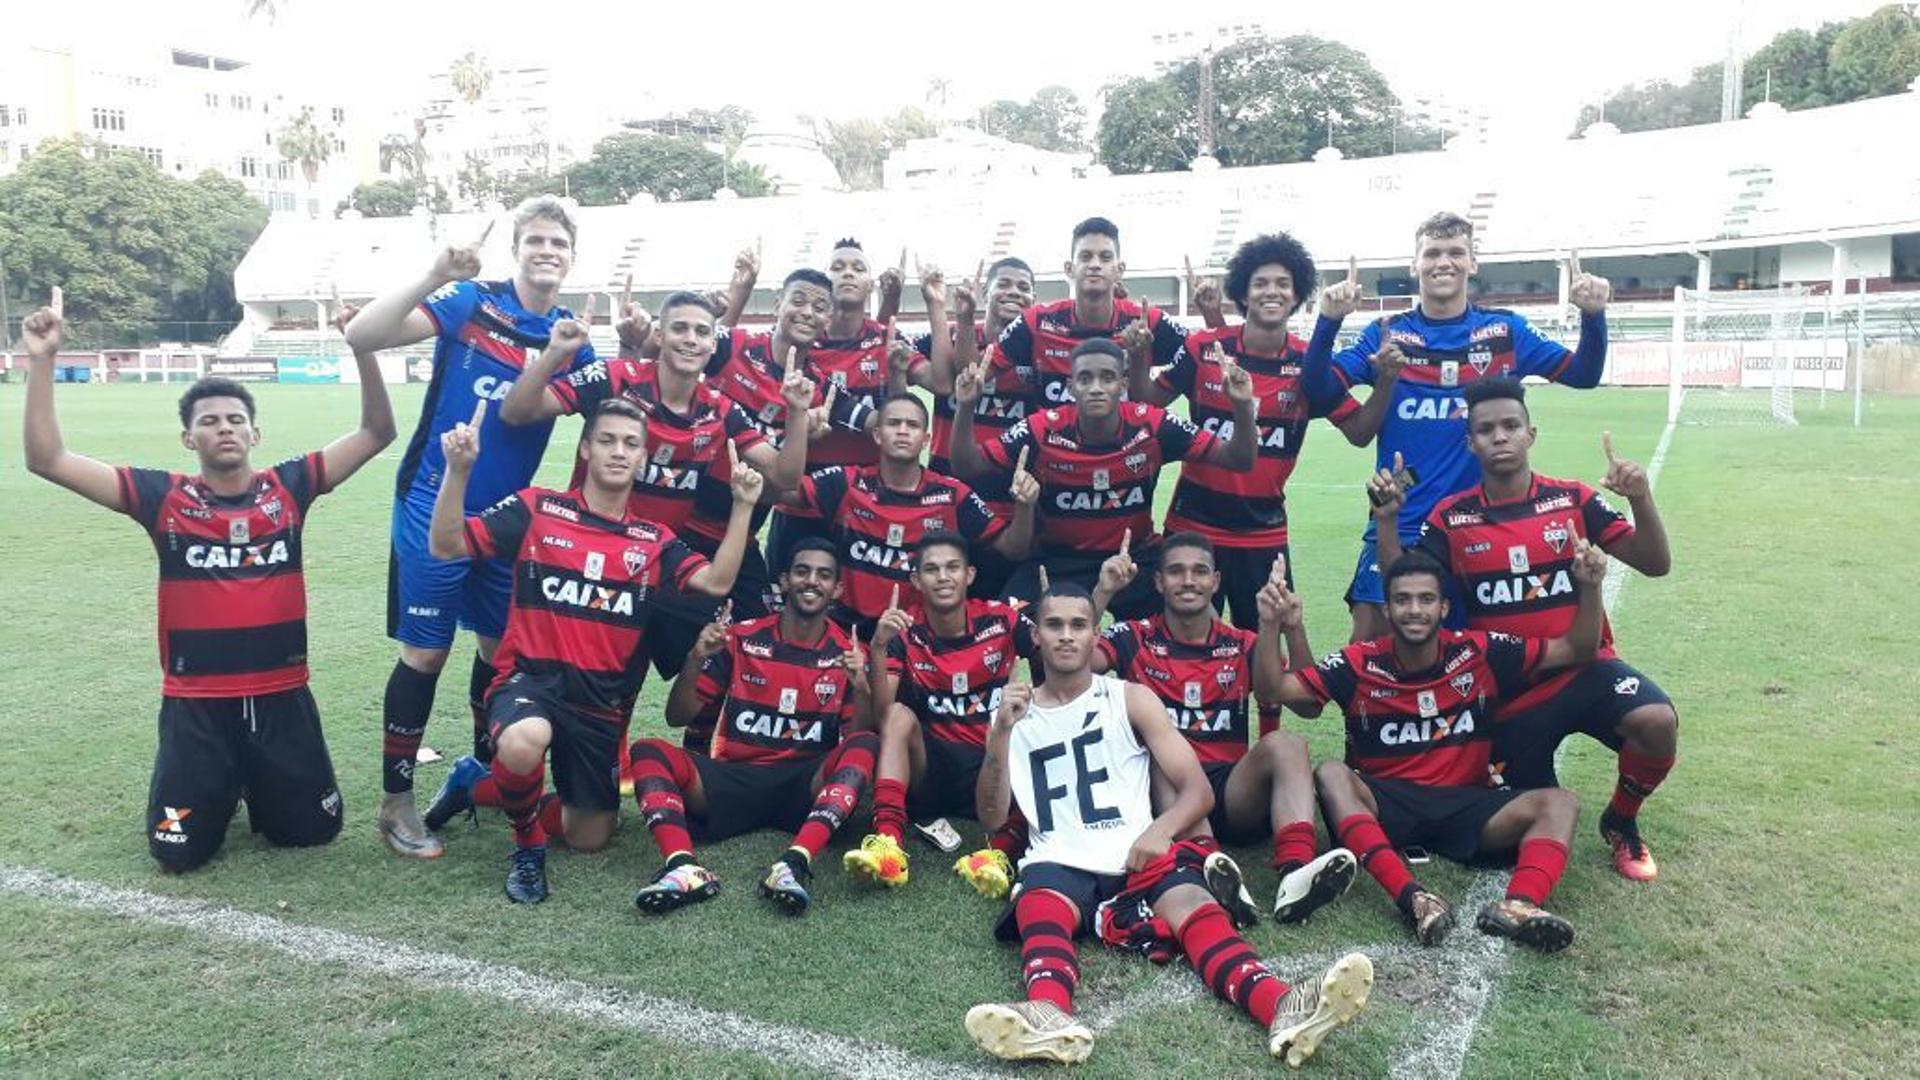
[13,0,1891,143]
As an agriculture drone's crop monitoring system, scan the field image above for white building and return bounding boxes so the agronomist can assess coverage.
[401,61,626,208]
[883,127,1090,191]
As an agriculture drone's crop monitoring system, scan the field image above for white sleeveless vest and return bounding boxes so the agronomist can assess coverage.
[1009,674,1155,875]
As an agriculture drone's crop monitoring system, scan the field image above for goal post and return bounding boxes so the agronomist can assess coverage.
[1668,285,1813,426]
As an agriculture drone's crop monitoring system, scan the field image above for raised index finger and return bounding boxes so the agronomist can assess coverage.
[1014,445,1029,474]
[1602,430,1619,463]
[889,583,900,610]
[1183,254,1195,283]
[1347,255,1359,285]
[1121,527,1132,553]
[477,218,495,246]
[50,286,63,318]
[728,437,740,469]
[621,274,632,310]
[469,396,488,429]
[1568,249,1582,279]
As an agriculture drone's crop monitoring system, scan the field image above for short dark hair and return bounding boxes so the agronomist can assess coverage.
[914,529,970,564]
[1069,338,1127,367]
[1415,211,1474,246]
[659,290,720,319]
[878,391,929,422]
[1463,376,1527,418]
[1224,232,1317,316]
[986,256,1032,281]
[1384,551,1449,593]
[1158,531,1215,564]
[1035,582,1096,620]
[831,237,863,252]
[1070,217,1119,252]
[178,377,257,429]
[786,537,841,572]
[782,268,833,294]
[583,398,647,439]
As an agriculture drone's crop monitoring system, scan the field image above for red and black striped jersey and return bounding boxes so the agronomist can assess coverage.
[1296,630,1544,788]
[1098,615,1257,765]
[697,613,859,765]
[466,487,706,719]
[796,465,1005,621]
[885,599,1036,747]
[1415,473,1633,711]
[118,454,329,698]
[704,329,799,441]
[992,298,1186,407]
[551,358,768,544]
[1159,327,1360,549]
[911,322,1037,515]
[981,402,1215,555]
[805,318,923,470]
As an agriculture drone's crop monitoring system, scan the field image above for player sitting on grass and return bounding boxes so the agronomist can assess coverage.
[425,398,758,903]
[22,289,395,872]
[1372,377,1677,881]
[1268,549,1605,952]
[1091,532,1357,926]
[628,541,878,916]
[841,532,1039,896]
[964,585,1374,1067]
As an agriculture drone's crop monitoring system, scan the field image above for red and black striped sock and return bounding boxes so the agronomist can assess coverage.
[1015,888,1080,1013]
[872,777,908,844]
[988,809,1029,857]
[1608,748,1675,820]
[1336,813,1415,901]
[1507,837,1570,905]
[1271,820,1318,873]
[467,654,496,763]
[535,793,563,839]
[381,661,439,794]
[490,756,546,850]
[1177,901,1287,1027]
[791,731,878,857]
[630,739,698,861]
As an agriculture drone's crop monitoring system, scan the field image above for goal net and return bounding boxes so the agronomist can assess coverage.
[1667,285,1810,425]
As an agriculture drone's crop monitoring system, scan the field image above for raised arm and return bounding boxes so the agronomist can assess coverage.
[427,400,486,560]
[345,219,491,351]
[318,298,399,486]
[1089,534,1136,618]
[1334,317,1405,447]
[1197,353,1259,470]
[1599,431,1670,577]
[665,628,726,729]
[944,360,992,478]
[1303,256,1365,404]
[720,241,760,328]
[20,289,123,510]
[499,315,591,425]
[874,247,906,325]
[868,587,910,716]
[1251,556,1293,705]
[1536,540,1607,672]
[681,442,765,596]
[1366,451,1412,565]
[975,679,1030,831]
[1556,252,1611,389]
[991,447,1039,559]
[1125,681,1214,870]
[1263,573,1329,718]
[1185,256,1227,330]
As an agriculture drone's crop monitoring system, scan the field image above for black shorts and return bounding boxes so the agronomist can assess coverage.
[1208,542,1293,633]
[992,840,1211,942]
[148,687,343,871]
[1358,773,1522,866]
[1202,759,1272,845]
[1495,659,1673,789]
[1004,544,1164,621]
[907,735,987,821]
[486,673,621,813]
[689,755,821,842]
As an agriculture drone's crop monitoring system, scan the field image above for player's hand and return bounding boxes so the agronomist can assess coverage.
[780,362,817,414]
[441,398,485,472]
[1599,431,1648,500]
[1219,350,1255,407]
[1570,538,1608,588]
[993,679,1031,731]
[20,287,65,362]
[731,239,761,294]
[693,601,732,660]
[615,275,653,353]
[1372,315,1406,383]
[1118,309,1154,357]
[877,247,907,310]
[1367,452,1406,521]
[807,380,838,439]
[884,317,914,377]
[547,317,590,362]
[327,285,360,334]
[1567,251,1611,315]
[727,440,764,504]
[918,260,947,309]
[953,359,985,406]
[840,626,869,682]
[871,584,911,650]
[1319,256,1364,319]
[1009,445,1039,506]
[1184,255,1224,322]
[1125,824,1174,873]
[1258,556,1302,630]
[950,274,978,325]
[431,219,492,284]
[1098,529,1138,594]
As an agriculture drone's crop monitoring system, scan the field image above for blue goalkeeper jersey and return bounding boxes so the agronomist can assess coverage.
[1319,305,1574,541]
[393,278,596,511]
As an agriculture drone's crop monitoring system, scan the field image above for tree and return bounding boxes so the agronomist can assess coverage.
[276,106,333,184]
[524,133,770,206]
[449,51,492,106]
[812,107,940,190]
[348,179,419,218]
[982,85,1088,153]
[1576,65,1723,134]
[1745,25,1841,109]
[243,0,282,22]
[456,152,499,207]
[1826,4,1920,100]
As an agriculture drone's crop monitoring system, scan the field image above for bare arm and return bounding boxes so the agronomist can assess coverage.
[498,318,589,425]
[1598,432,1671,577]
[344,219,493,351]
[944,361,991,478]
[427,401,486,560]
[681,443,764,597]
[665,636,724,729]
[19,290,123,510]
[1126,682,1214,869]
[1536,540,1607,673]
[991,447,1039,559]
[720,243,759,328]
[1261,574,1327,718]
[317,301,399,487]
[976,680,1030,831]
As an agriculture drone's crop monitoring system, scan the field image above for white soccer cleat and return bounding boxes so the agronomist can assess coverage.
[1269,951,1374,1068]
[964,1000,1094,1064]
[1273,848,1357,924]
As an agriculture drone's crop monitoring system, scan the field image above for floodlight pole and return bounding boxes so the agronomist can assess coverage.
[1853,276,1865,429]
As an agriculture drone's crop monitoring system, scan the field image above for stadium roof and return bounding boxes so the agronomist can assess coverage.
[236,89,1920,303]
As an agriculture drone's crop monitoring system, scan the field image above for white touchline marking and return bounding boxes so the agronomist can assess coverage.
[0,863,1003,1080]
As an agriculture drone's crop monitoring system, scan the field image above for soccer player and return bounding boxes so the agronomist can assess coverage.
[989,216,1186,408]
[779,392,1037,632]
[964,585,1374,1066]
[343,196,597,858]
[841,532,1038,894]
[495,291,814,672]
[1268,548,1607,952]
[1092,533,1357,924]
[629,541,878,915]
[947,338,1256,617]
[21,289,395,871]
[425,398,761,902]
[1303,213,1612,641]
[1371,378,1677,880]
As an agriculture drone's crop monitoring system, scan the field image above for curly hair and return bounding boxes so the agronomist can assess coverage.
[1223,232,1317,316]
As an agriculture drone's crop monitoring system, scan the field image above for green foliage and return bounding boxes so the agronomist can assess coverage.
[0,139,266,347]
[346,179,418,218]
[980,85,1088,153]
[813,108,940,190]
[503,134,771,207]
[275,106,333,184]
[1826,4,1920,100]
[448,51,492,106]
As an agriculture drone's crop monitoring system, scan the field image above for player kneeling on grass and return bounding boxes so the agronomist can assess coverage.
[1091,532,1357,926]
[1267,550,1605,952]
[21,290,396,871]
[425,398,758,903]
[965,585,1373,1067]
[842,531,1040,895]
[629,541,877,916]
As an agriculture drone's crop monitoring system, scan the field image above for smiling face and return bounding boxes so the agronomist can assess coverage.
[988,266,1035,323]
[781,549,843,618]
[514,216,575,291]
[1465,396,1535,479]
[182,396,260,470]
[1033,593,1098,676]
[1066,232,1122,302]
[827,246,872,310]
[1155,543,1220,619]
[1243,262,1297,330]
[1412,228,1476,306]
[578,412,646,491]
[1386,570,1448,649]
[777,281,832,347]
[912,541,973,615]
[656,302,719,379]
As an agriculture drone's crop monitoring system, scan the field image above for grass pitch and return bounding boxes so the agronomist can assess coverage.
[0,381,1914,1077]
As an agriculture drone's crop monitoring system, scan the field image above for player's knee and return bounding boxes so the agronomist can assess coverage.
[1255,730,1309,774]
[151,834,221,874]
[1621,703,1680,753]
[1313,758,1353,796]
[1151,881,1212,927]
[493,722,549,769]
[398,644,450,675]
[564,814,614,853]
[880,704,918,744]
[1534,787,1580,831]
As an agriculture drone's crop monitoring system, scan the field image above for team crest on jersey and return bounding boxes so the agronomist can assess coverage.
[1542,520,1570,554]
[1216,668,1236,687]
[859,360,878,377]
[831,371,849,388]
[691,433,714,452]
[622,547,648,577]
[228,518,250,544]
[1123,452,1149,475]
[982,650,1003,669]
[1468,348,1493,374]
[259,498,283,525]
[1091,469,1110,491]
[759,402,782,423]
[814,678,837,703]
[922,516,945,531]
[1416,689,1439,717]
[1450,672,1476,696]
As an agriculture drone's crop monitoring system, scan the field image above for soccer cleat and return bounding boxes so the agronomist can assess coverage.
[1476,897,1575,953]
[378,791,444,859]
[953,848,1013,900]
[505,846,549,904]
[1273,848,1358,925]
[1600,810,1659,882]
[759,859,812,915]
[1093,895,1177,965]
[1406,887,1455,947]
[422,754,489,832]
[1268,952,1374,1068]
[1203,850,1261,930]
[633,862,721,915]
[963,1000,1094,1064]
[842,833,911,888]
[911,816,964,853]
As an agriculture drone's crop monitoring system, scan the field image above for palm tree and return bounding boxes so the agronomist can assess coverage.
[449,52,493,107]
[276,106,332,184]
[379,133,423,181]
[243,0,281,22]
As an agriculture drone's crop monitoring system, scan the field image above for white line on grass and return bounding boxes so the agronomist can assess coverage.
[0,863,1002,1080]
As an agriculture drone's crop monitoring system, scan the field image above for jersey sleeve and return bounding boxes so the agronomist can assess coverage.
[884,635,909,679]
[419,279,482,338]
[658,534,710,593]
[723,401,770,455]
[797,467,848,520]
[1310,382,1363,424]
[115,466,176,531]
[1328,323,1382,389]
[1014,612,1038,658]
[1484,631,1547,696]
[704,327,735,377]
[1579,484,1635,548]
[1412,512,1454,571]
[1150,311,1187,367]
[271,451,329,511]
[1509,313,1574,379]
[551,357,615,415]
[1154,342,1198,399]
[979,416,1033,470]
[1153,408,1215,463]
[463,489,534,561]
[1097,621,1138,673]
[1295,648,1359,709]
[995,317,1033,369]
[954,483,1006,543]
[694,636,735,704]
